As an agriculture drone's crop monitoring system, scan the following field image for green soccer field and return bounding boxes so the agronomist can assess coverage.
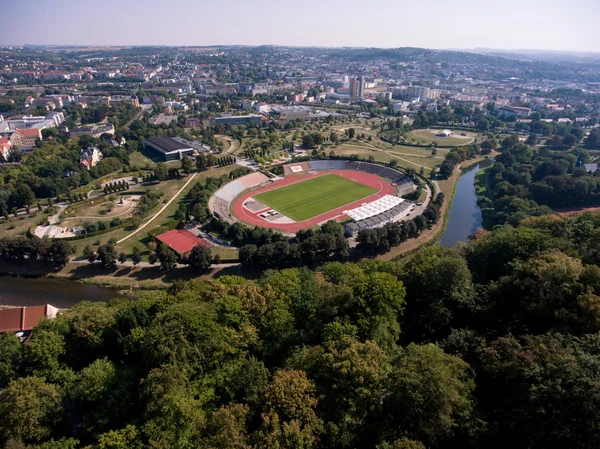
[253,174,378,221]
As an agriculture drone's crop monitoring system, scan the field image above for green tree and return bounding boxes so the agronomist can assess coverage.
[0,333,23,388]
[187,245,212,273]
[97,243,117,269]
[181,155,195,174]
[0,377,62,444]
[154,162,168,181]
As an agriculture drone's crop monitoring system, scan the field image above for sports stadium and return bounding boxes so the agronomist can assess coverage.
[209,160,417,234]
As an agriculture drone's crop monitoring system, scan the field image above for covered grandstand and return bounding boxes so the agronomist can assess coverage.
[344,200,414,237]
[306,160,415,196]
[210,172,270,222]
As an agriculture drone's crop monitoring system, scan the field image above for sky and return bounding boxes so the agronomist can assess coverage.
[2,0,599,53]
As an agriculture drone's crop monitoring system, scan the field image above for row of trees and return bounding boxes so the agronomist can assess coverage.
[239,221,349,269]
[0,237,73,268]
[357,193,444,254]
[102,180,130,195]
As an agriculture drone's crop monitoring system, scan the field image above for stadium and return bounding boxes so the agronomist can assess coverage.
[209,160,418,234]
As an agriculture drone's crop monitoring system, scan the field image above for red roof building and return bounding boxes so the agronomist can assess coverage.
[155,229,211,256]
[0,304,59,342]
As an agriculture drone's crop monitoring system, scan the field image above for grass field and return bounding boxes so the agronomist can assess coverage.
[253,174,377,221]
[405,129,474,146]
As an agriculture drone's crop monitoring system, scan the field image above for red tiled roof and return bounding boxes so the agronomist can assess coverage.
[15,128,42,138]
[0,305,57,333]
[156,229,211,255]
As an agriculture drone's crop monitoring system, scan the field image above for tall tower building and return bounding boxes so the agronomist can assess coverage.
[349,77,365,97]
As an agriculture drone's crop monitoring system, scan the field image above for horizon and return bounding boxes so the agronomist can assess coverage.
[3,0,599,53]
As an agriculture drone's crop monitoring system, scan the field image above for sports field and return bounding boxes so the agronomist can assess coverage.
[253,174,378,221]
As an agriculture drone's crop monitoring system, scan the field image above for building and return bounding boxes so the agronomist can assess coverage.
[155,229,211,258]
[254,102,270,113]
[348,77,365,98]
[69,123,115,139]
[142,137,195,161]
[498,106,531,118]
[10,128,42,149]
[80,146,103,169]
[0,136,12,160]
[0,304,59,343]
[185,117,203,128]
[0,112,65,136]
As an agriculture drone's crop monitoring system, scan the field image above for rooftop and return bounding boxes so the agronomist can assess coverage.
[145,136,192,154]
[156,229,211,255]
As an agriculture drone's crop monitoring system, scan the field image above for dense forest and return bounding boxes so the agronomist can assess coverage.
[3,211,600,448]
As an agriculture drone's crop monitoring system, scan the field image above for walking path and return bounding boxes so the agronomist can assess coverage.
[117,173,198,244]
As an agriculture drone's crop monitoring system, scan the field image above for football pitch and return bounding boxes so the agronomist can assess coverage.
[253,174,378,221]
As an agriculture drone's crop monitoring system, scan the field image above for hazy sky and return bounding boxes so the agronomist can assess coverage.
[3,0,599,52]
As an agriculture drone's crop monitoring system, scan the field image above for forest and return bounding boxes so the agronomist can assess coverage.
[3,211,600,448]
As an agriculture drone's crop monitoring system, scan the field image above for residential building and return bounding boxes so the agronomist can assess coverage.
[211,114,264,126]
[0,136,11,160]
[80,146,103,170]
[185,117,203,128]
[348,77,365,97]
[498,106,532,117]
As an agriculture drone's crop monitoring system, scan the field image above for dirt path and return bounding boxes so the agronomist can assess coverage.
[117,173,197,244]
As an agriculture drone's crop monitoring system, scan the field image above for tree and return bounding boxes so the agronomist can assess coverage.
[181,155,195,174]
[97,243,117,269]
[118,253,127,264]
[383,343,475,446]
[0,334,22,388]
[302,134,315,149]
[0,377,62,444]
[158,245,178,271]
[15,183,35,207]
[187,245,212,273]
[348,128,356,139]
[153,162,168,181]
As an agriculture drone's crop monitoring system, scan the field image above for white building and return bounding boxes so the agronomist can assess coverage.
[80,146,103,170]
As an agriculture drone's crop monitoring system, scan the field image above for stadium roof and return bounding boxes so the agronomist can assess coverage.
[345,195,404,222]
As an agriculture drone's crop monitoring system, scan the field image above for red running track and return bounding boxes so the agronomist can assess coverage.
[232,170,397,233]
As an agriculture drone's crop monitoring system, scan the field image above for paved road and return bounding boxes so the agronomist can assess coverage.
[70,258,240,270]
[117,172,198,244]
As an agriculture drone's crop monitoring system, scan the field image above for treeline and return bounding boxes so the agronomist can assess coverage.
[357,193,444,253]
[103,180,130,194]
[439,144,482,178]
[488,136,600,225]
[5,214,600,448]
[0,237,73,268]
[239,221,349,269]
[216,155,236,167]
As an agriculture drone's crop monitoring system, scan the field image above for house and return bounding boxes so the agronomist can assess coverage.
[0,304,59,343]
[0,136,11,160]
[254,102,270,113]
[10,128,42,149]
[80,146,103,170]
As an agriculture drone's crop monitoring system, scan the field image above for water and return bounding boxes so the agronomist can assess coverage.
[0,276,122,308]
[440,161,491,246]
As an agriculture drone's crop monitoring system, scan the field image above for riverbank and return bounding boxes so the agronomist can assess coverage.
[378,154,492,260]
[474,167,495,229]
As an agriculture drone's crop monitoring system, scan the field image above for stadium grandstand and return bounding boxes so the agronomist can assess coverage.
[210,172,270,222]
[344,198,414,237]
[306,160,416,196]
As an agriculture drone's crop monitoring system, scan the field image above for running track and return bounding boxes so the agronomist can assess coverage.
[232,170,396,233]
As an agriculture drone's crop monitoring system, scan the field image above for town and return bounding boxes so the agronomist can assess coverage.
[2,39,600,449]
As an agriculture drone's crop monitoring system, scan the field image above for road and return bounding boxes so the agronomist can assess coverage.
[69,258,240,270]
[117,172,198,244]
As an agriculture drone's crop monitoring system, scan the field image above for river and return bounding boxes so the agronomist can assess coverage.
[440,160,491,246]
[0,276,124,308]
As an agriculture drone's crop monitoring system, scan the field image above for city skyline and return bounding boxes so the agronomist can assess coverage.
[3,0,599,53]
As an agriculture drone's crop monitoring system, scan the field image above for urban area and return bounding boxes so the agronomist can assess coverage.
[1,43,600,449]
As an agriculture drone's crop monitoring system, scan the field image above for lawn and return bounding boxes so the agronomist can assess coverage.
[405,129,474,146]
[253,174,377,221]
